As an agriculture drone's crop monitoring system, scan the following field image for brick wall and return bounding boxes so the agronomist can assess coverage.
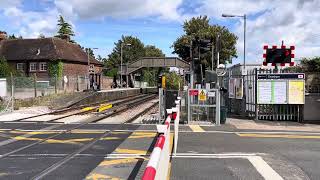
[63,62,102,76]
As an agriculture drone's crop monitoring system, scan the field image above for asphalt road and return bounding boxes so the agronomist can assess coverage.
[0,121,319,179]
[171,125,320,180]
[0,122,158,180]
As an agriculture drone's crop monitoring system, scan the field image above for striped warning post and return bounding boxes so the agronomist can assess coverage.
[142,109,172,180]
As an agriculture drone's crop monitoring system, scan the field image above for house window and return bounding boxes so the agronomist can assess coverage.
[29,62,37,72]
[39,62,47,71]
[16,63,24,71]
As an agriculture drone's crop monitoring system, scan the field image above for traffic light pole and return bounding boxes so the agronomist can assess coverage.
[190,40,194,88]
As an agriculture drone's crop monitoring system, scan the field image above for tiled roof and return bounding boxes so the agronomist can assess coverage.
[0,38,103,66]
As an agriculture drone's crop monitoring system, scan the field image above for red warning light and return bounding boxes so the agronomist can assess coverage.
[285,50,290,56]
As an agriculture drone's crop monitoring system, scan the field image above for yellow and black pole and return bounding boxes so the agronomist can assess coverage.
[162,75,166,89]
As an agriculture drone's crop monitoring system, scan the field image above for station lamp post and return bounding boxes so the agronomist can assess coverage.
[120,42,132,88]
[222,13,246,72]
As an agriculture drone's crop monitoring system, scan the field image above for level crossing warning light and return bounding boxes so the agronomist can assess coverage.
[263,45,295,66]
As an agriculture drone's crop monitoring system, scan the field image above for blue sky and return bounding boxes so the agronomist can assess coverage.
[1,0,320,65]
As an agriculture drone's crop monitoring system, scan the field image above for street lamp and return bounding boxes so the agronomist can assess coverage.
[120,42,131,88]
[222,13,246,72]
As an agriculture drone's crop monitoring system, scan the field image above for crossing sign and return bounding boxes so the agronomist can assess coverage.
[198,89,207,101]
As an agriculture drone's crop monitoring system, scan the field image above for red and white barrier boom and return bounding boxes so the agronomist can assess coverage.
[142,97,181,180]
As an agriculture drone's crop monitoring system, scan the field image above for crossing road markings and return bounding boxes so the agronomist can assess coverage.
[86,173,119,180]
[128,132,156,139]
[189,125,205,132]
[237,133,320,139]
[98,158,142,167]
[173,153,283,180]
[115,148,149,155]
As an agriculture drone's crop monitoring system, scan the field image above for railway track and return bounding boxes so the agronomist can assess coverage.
[0,94,157,156]
[0,94,158,179]
[11,94,147,122]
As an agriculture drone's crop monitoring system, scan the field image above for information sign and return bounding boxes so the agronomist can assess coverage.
[229,78,236,98]
[189,89,199,96]
[288,81,304,104]
[198,89,207,101]
[257,81,272,104]
[235,78,243,99]
[273,81,287,104]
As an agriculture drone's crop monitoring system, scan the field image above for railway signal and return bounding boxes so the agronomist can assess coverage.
[263,45,295,66]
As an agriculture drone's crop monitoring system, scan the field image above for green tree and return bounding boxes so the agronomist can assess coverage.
[142,68,157,86]
[105,35,145,77]
[55,15,75,42]
[172,15,238,68]
[163,72,183,90]
[287,57,320,72]
[0,56,12,78]
[38,34,45,39]
[144,45,165,57]
[85,48,95,59]
[8,34,16,39]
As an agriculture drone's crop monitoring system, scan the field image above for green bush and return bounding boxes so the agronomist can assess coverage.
[105,68,118,77]
[48,60,63,79]
[163,72,183,90]
[0,56,13,78]
[143,69,157,86]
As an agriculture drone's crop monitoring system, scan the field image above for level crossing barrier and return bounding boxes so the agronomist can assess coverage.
[142,97,181,180]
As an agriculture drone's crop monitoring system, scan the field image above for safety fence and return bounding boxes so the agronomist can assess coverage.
[142,98,180,180]
[0,75,113,100]
[224,68,309,122]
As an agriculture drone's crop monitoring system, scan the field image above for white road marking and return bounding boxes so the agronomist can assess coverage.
[179,130,320,135]
[172,153,284,180]
[247,156,284,180]
[0,124,62,146]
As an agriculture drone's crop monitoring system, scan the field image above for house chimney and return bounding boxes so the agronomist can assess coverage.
[0,31,7,42]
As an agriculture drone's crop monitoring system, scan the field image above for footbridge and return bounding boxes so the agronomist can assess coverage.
[120,57,190,75]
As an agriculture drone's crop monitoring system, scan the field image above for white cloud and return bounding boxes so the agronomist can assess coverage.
[54,0,184,21]
[0,0,22,9]
[198,0,320,63]
[3,7,58,38]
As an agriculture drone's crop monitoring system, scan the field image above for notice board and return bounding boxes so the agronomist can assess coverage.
[257,80,287,104]
[228,78,236,98]
[288,80,304,104]
[235,78,243,99]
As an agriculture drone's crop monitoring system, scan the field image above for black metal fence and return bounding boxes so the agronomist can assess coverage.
[224,68,312,122]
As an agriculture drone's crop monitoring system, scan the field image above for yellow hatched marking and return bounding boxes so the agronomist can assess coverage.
[115,148,148,155]
[189,125,205,132]
[237,133,320,139]
[110,132,129,134]
[85,173,120,180]
[97,104,113,112]
[70,130,105,134]
[98,158,140,167]
[100,137,121,140]
[126,132,157,139]
[9,131,57,135]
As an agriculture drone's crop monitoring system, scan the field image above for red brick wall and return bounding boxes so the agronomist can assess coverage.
[63,62,102,76]
[8,61,50,80]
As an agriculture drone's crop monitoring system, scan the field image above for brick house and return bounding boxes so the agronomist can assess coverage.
[0,32,103,80]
